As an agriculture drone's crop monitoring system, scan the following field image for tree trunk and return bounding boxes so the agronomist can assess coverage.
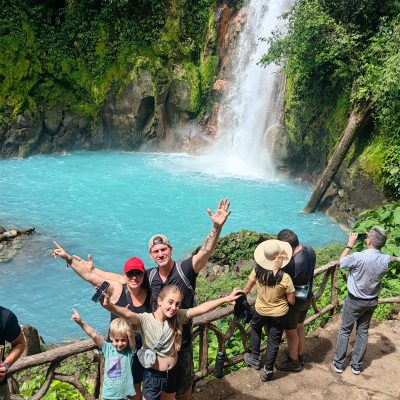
[304,102,372,213]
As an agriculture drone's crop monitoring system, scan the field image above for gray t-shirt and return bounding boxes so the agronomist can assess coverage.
[340,248,390,299]
[136,310,189,357]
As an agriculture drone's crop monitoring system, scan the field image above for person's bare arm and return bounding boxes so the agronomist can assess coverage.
[287,292,295,305]
[94,267,127,285]
[242,278,256,295]
[100,292,140,325]
[71,308,103,348]
[192,198,231,273]
[127,327,136,351]
[187,289,242,318]
[390,256,400,262]
[340,233,358,261]
[52,242,121,300]
[0,332,25,382]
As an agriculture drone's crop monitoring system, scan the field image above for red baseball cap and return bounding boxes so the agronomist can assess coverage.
[124,257,145,274]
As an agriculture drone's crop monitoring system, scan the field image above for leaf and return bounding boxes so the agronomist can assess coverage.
[393,207,400,225]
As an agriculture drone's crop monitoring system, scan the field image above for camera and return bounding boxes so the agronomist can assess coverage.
[358,233,367,241]
[91,281,110,302]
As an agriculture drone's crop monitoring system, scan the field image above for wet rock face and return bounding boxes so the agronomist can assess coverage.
[0,66,199,158]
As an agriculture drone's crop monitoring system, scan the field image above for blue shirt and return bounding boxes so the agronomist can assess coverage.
[101,341,135,400]
[340,249,390,299]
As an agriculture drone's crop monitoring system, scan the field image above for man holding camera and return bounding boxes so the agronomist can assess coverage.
[0,306,26,400]
[332,227,400,375]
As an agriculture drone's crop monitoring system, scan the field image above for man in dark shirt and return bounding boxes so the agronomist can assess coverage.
[275,229,316,372]
[146,198,231,400]
[0,306,26,400]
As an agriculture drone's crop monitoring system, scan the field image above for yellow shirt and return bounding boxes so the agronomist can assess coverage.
[249,268,295,317]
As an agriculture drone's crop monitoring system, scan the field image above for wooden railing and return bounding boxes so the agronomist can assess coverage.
[7,261,400,399]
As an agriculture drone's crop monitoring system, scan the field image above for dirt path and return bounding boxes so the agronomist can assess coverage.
[193,315,400,399]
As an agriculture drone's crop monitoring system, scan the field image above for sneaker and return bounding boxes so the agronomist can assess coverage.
[298,353,305,367]
[260,367,274,382]
[244,352,261,370]
[275,356,302,372]
[332,360,343,374]
[350,362,361,375]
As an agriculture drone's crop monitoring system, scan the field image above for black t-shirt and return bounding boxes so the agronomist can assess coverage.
[283,245,316,296]
[109,285,151,346]
[145,257,197,347]
[0,306,21,386]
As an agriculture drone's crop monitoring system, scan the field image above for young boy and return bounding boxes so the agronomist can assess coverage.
[71,308,136,400]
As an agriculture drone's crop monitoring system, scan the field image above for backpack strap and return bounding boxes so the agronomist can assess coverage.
[148,268,158,288]
[175,262,193,291]
[123,284,134,308]
[153,320,170,352]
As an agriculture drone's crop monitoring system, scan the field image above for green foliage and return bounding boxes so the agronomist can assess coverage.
[352,202,400,256]
[382,146,400,197]
[0,0,217,121]
[261,0,400,197]
[206,230,274,267]
[17,352,96,399]
[351,202,400,319]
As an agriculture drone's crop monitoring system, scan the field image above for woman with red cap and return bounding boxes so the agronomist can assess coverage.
[53,242,150,400]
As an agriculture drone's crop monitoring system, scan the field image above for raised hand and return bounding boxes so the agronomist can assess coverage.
[52,241,69,260]
[99,288,111,309]
[207,198,231,228]
[71,308,81,323]
[348,232,359,247]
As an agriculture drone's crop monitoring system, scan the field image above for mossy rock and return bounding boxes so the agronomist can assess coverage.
[194,230,275,267]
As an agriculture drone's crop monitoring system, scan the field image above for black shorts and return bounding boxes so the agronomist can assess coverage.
[286,298,312,330]
[132,335,144,384]
[165,346,194,397]
[142,368,169,400]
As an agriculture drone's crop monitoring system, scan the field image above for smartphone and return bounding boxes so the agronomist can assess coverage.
[0,345,4,360]
[91,281,110,303]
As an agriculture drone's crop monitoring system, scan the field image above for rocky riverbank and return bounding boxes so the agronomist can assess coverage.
[0,225,35,263]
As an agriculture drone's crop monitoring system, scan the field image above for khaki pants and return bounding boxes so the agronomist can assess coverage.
[0,382,10,400]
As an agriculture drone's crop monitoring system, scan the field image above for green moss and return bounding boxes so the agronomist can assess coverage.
[200,55,217,91]
[325,91,351,157]
[359,139,386,186]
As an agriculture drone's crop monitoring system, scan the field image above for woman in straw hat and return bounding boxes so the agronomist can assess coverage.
[242,239,296,382]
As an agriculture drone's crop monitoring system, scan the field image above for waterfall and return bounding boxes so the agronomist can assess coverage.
[203,0,291,179]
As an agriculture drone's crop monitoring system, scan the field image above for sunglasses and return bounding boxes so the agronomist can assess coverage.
[126,270,144,279]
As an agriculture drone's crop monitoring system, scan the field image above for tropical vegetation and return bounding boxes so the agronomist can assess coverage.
[261,0,400,198]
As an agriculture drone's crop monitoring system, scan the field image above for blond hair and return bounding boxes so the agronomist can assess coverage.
[158,285,183,352]
[109,318,130,339]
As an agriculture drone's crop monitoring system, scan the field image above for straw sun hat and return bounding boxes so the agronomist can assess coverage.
[254,239,292,270]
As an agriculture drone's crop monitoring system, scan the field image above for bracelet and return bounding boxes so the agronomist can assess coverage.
[345,245,353,250]
[66,256,73,267]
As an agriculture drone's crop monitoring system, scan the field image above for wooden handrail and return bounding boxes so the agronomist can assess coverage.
[7,260,400,399]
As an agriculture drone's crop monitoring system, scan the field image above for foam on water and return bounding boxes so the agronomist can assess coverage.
[0,151,345,342]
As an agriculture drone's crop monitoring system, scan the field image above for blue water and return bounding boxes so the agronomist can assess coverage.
[0,151,346,343]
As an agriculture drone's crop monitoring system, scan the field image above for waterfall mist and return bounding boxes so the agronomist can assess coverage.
[207,0,290,179]
[185,0,290,180]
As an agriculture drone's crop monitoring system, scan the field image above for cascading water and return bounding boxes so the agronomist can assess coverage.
[204,0,291,179]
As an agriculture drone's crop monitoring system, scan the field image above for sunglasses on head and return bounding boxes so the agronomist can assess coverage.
[126,270,144,279]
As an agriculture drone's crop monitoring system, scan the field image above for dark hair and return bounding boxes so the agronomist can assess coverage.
[255,264,284,286]
[277,229,299,250]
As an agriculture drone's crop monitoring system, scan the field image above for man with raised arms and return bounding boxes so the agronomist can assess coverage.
[53,198,232,400]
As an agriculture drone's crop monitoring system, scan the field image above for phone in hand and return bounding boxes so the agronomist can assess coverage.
[91,281,110,303]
